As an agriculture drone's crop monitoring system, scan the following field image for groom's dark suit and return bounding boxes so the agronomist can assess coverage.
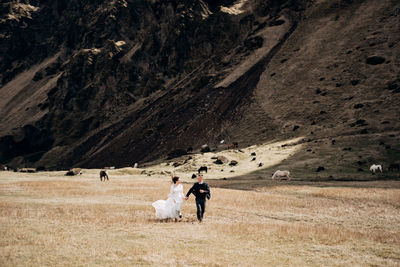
[186,182,210,222]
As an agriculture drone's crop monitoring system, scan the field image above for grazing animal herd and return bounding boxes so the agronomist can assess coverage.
[0,140,399,181]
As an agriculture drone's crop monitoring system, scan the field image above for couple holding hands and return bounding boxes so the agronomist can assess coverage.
[152,174,210,223]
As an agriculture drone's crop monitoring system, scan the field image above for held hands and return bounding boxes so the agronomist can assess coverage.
[184,196,189,200]
[199,189,205,193]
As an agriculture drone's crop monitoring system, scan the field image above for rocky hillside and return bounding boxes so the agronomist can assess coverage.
[0,0,399,175]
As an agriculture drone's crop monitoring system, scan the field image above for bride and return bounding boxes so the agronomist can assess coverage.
[152,176,184,220]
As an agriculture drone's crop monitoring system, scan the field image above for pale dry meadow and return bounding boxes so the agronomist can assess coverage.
[0,170,399,266]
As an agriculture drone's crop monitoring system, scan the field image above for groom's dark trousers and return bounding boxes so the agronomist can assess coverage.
[195,198,206,221]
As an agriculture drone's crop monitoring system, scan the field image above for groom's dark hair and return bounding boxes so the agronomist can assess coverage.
[172,176,179,184]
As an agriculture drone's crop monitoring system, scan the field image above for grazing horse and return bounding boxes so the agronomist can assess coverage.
[369,164,382,174]
[198,166,208,174]
[272,170,291,181]
[100,170,109,181]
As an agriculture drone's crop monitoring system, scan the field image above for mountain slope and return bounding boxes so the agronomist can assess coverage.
[0,0,399,174]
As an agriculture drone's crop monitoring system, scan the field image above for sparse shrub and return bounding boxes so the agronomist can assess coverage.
[354,104,364,109]
[316,166,325,172]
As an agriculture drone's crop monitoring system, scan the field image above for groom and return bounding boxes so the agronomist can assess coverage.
[185,174,210,222]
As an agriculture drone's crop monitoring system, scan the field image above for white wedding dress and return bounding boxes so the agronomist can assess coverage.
[152,183,184,219]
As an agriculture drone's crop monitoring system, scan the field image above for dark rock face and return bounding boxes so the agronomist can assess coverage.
[353,104,364,109]
[366,56,385,65]
[0,125,54,164]
[201,146,211,153]
[355,120,368,126]
[270,19,286,26]
[229,160,238,166]
[167,149,187,159]
[214,156,228,165]
[3,0,298,167]
[214,159,224,165]
[386,78,400,94]
[1,0,399,170]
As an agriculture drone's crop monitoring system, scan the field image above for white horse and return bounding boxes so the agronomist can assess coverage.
[272,170,291,181]
[369,164,382,173]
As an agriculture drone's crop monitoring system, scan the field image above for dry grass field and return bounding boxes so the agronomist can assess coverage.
[0,170,399,266]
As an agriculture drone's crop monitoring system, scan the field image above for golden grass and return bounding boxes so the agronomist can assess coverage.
[0,171,399,266]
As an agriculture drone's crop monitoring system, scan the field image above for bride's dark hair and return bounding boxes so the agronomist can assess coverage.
[172,176,179,184]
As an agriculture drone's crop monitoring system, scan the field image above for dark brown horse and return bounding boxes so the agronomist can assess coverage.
[198,166,208,174]
[100,170,109,181]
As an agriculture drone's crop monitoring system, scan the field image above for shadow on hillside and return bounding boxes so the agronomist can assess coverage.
[208,177,400,191]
